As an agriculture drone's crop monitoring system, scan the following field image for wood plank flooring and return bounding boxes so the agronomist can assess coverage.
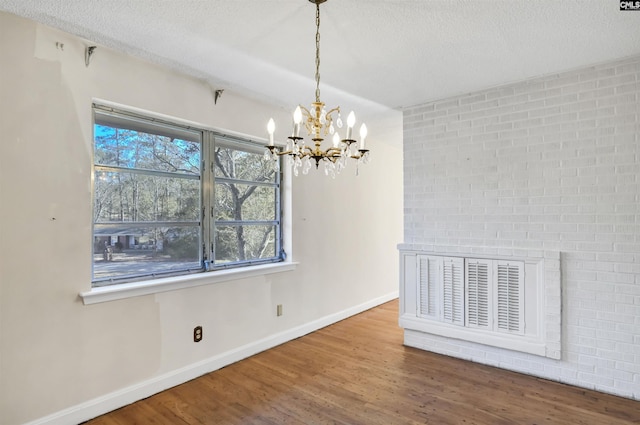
[85,300,640,424]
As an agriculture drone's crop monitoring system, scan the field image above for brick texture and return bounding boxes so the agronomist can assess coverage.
[402,56,639,400]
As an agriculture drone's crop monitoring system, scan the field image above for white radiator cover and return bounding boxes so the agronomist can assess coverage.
[398,245,561,360]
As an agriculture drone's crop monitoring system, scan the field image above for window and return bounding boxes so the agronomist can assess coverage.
[92,105,282,286]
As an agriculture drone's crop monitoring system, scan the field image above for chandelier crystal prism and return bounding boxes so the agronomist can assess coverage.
[265,0,370,178]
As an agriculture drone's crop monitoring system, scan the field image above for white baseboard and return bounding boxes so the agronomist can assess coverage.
[25,291,398,425]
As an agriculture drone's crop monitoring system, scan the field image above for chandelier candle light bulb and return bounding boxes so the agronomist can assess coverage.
[359,123,367,149]
[346,111,355,140]
[267,118,275,146]
[293,106,303,137]
[263,0,371,175]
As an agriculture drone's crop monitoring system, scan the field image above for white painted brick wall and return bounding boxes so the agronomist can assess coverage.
[402,56,640,400]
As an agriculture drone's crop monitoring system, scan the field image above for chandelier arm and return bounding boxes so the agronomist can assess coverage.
[324,106,340,118]
[266,146,294,157]
[298,105,312,117]
[298,105,314,135]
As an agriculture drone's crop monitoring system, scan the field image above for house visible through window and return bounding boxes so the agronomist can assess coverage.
[92,105,282,286]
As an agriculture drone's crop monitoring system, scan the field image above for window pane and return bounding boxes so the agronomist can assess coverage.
[214,146,277,182]
[214,225,277,264]
[212,140,281,268]
[94,171,200,222]
[94,125,200,175]
[93,109,204,285]
[93,226,201,284]
[215,183,277,221]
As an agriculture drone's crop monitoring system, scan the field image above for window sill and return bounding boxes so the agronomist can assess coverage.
[79,262,298,305]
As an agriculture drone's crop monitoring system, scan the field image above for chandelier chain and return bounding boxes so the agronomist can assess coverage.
[315,2,321,103]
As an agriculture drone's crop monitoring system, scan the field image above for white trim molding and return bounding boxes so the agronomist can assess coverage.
[26,291,399,425]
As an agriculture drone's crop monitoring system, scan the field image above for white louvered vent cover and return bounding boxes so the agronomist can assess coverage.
[417,255,439,318]
[414,255,525,334]
[417,256,429,317]
[465,259,492,329]
[496,261,524,334]
[442,257,464,325]
[402,249,559,359]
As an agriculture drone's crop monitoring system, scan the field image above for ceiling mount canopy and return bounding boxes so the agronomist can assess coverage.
[265,0,370,178]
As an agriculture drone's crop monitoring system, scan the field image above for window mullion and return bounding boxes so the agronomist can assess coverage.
[95,164,200,180]
[202,131,215,267]
[276,166,283,259]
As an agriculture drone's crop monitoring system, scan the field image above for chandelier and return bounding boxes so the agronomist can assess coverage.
[265,0,370,177]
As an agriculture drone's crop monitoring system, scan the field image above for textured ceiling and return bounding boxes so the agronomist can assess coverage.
[2,0,640,118]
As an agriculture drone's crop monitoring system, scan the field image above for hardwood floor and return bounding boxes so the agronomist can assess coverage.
[85,300,639,424]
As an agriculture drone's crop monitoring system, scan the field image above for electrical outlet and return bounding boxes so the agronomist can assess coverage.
[277,304,283,317]
[193,326,203,342]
